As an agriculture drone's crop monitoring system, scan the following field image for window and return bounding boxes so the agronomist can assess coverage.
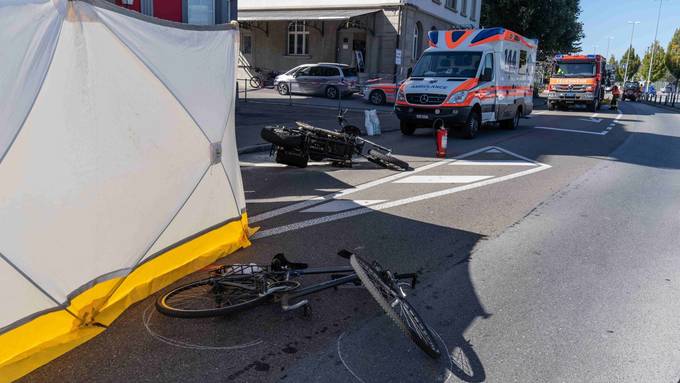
[519,50,528,73]
[413,22,423,60]
[241,35,252,55]
[461,0,468,16]
[187,0,214,25]
[470,0,477,20]
[411,51,483,78]
[445,0,457,11]
[287,21,309,56]
[481,53,493,81]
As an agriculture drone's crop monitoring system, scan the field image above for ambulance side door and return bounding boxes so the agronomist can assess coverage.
[479,52,497,123]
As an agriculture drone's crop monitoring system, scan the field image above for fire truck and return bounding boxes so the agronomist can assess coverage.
[547,54,607,111]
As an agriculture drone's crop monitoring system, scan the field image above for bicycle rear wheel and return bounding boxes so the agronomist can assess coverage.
[156,274,271,318]
[350,254,441,359]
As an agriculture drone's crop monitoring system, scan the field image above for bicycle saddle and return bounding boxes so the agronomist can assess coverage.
[270,253,308,271]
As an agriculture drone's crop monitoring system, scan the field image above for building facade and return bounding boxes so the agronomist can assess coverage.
[238,0,481,81]
[111,0,235,24]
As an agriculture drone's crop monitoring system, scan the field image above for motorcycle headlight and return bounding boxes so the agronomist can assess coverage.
[448,91,468,104]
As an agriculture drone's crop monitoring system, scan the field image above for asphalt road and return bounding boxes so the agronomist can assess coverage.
[20,101,680,383]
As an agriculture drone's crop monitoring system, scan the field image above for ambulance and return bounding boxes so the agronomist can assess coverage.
[395,28,538,138]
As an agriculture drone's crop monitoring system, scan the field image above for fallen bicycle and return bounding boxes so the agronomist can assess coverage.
[156,250,440,358]
[260,115,409,171]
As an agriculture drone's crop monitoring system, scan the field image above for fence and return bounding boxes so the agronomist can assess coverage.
[643,91,679,109]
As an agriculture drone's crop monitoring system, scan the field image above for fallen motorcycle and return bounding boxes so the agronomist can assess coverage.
[260,121,409,171]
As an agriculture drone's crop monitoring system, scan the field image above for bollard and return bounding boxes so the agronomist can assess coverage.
[244,78,248,103]
[288,82,292,106]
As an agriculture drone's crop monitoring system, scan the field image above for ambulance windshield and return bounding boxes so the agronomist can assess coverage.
[411,51,483,78]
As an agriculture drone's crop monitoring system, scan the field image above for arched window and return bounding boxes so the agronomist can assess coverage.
[287,21,309,56]
[413,22,423,60]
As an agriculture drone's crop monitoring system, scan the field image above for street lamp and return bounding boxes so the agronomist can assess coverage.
[593,45,599,55]
[623,21,640,83]
[605,36,614,59]
[645,0,663,93]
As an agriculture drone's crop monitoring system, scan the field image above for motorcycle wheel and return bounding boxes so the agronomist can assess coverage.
[365,149,409,171]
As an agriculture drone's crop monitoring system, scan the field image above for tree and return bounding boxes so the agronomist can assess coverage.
[666,28,680,93]
[481,0,584,60]
[639,41,666,85]
[608,55,622,82]
[618,46,640,82]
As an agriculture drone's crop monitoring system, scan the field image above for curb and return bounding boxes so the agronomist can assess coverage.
[641,100,679,113]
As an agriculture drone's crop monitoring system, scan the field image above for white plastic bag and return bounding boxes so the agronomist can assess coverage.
[364,109,381,136]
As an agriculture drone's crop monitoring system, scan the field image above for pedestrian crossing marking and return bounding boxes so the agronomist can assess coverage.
[394,175,494,184]
[449,160,537,166]
[300,199,386,213]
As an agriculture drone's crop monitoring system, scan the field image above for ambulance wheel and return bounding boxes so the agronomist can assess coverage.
[501,109,520,130]
[400,121,416,135]
[461,111,480,139]
[548,103,556,111]
[588,98,599,112]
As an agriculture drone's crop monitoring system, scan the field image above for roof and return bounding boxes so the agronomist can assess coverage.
[427,28,538,51]
[238,8,380,21]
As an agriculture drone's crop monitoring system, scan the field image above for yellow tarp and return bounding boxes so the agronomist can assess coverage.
[0,214,251,383]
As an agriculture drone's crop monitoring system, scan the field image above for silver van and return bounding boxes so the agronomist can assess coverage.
[274,63,360,99]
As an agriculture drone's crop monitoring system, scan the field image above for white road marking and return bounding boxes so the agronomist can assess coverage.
[449,160,537,167]
[316,188,343,192]
[485,148,502,153]
[246,195,325,203]
[534,126,608,135]
[579,117,603,123]
[534,110,624,136]
[301,199,386,213]
[394,175,494,184]
[249,145,499,224]
[252,147,551,239]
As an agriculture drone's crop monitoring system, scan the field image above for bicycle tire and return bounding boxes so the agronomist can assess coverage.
[350,255,441,359]
[249,77,263,89]
[365,149,409,171]
[156,275,271,318]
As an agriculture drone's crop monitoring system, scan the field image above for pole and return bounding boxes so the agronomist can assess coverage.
[624,21,640,83]
[605,37,613,59]
[645,0,663,93]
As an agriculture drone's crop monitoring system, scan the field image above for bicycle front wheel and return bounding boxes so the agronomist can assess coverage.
[156,275,270,318]
[350,255,441,358]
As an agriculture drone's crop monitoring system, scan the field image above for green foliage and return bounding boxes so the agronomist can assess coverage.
[618,46,640,81]
[666,28,680,85]
[639,41,666,83]
[608,55,622,82]
[480,0,584,60]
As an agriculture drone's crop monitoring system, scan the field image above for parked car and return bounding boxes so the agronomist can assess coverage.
[622,81,641,101]
[274,63,360,99]
[362,82,398,105]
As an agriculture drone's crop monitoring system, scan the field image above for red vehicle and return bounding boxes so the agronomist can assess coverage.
[547,54,607,111]
[362,82,398,105]
[622,81,642,102]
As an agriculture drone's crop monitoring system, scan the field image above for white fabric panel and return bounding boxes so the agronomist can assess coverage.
[93,6,237,143]
[222,110,246,212]
[0,3,210,302]
[0,257,56,330]
[0,0,63,161]
[142,165,239,260]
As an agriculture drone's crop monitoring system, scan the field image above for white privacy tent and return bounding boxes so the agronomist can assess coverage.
[0,1,249,380]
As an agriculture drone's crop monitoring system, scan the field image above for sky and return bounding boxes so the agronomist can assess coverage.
[577,0,680,60]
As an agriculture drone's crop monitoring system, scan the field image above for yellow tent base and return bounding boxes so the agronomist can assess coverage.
[0,213,251,383]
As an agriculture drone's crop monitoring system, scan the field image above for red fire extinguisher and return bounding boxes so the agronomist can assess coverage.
[435,119,447,158]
